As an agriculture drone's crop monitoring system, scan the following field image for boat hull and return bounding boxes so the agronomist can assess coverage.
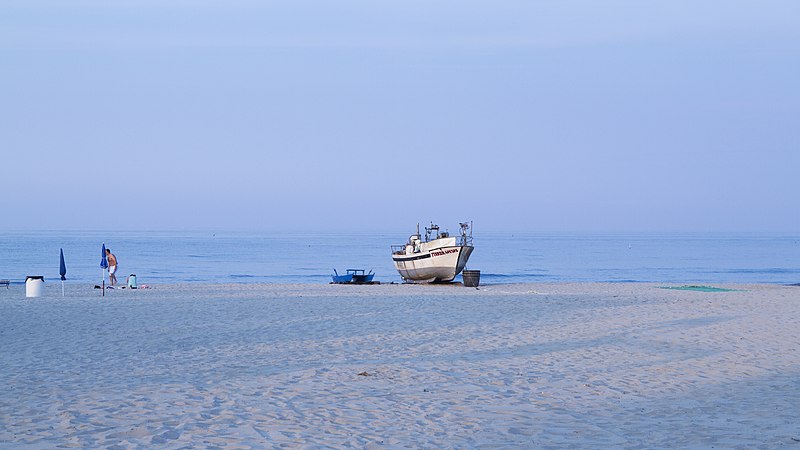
[392,245,473,282]
[352,274,374,283]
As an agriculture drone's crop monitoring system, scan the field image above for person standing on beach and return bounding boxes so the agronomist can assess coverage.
[106,248,118,286]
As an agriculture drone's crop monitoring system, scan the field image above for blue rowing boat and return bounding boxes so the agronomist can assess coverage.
[331,269,374,284]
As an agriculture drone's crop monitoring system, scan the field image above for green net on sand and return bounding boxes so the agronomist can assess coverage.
[658,285,739,292]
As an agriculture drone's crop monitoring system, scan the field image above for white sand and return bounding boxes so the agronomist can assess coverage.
[1,282,799,448]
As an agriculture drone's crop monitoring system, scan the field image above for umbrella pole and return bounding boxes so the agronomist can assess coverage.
[102,269,105,297]
[62,280,65,297]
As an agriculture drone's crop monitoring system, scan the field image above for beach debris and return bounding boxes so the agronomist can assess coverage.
[357,371,371,377]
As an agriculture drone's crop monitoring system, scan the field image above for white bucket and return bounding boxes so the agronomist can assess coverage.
[26,276,44,298]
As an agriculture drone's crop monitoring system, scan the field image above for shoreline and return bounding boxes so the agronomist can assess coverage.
[3,279,798,288]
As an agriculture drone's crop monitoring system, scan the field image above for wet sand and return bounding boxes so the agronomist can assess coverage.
[1,282,798,448]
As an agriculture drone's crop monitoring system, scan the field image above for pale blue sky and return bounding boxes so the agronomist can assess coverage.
[2,1,798,232]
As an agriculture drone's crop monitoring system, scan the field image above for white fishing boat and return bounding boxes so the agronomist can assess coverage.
[391,222,474,283]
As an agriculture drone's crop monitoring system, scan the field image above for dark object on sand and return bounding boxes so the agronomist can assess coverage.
[462,270,481,287]
[357,371,371,376]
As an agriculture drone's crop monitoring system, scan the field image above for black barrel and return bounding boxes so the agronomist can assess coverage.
[462,270,480,287]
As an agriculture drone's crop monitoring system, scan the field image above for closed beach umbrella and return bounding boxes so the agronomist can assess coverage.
[59,248,67,297]
[59,248,67,280]
[101,243,108,270]
[100,243,108,296]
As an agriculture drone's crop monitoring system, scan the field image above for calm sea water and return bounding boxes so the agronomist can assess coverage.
[0,231,798,285]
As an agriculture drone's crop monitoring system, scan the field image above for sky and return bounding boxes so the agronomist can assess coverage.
[1,0,798,232]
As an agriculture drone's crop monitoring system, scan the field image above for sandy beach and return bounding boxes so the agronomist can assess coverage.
[1,282,798,448]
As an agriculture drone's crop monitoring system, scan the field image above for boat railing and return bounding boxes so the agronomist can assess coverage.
[390,245,406,254]
[458,221,473,247]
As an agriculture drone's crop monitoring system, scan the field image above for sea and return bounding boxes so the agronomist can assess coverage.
[0,231,798,285]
